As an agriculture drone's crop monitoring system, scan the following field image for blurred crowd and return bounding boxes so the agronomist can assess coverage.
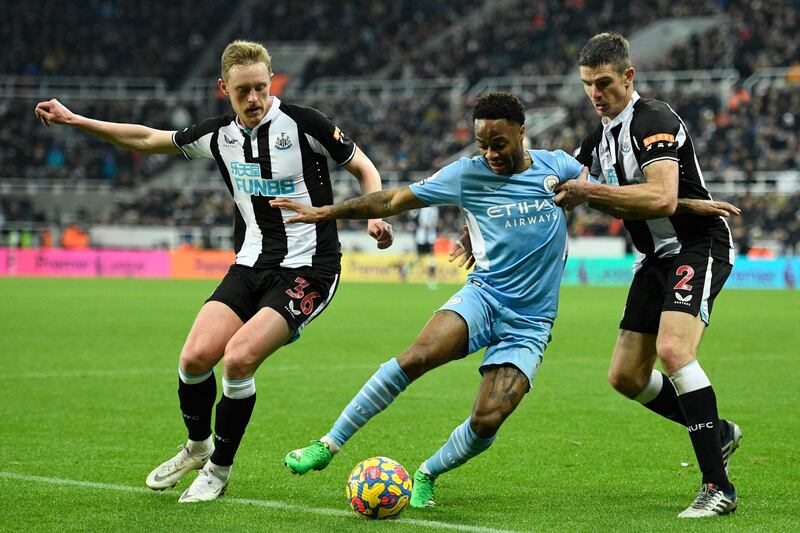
[652,1,800,77]
[302,91,473,172]
[292,0,799,86]
[228,0,483,82]
[1,1,798,253]
[8,2,797,86]
[2,0,229,84]
[7,80,797,182]
[533,83,800,175]
[229,0,800,85]
[3,190,798,255]
[0,98,195,183]
[381,0,717,83]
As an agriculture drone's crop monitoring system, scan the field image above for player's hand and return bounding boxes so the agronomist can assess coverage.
[554,166,591,211]
[269,198,326,223]
[681,199,741,217]
[368,219,394,249]
[34,99,76,128]
[449,225,475,270]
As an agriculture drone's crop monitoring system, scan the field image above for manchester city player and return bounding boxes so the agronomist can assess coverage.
[270,92,584,508]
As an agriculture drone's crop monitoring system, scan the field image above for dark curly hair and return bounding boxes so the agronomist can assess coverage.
[472,92,526,126]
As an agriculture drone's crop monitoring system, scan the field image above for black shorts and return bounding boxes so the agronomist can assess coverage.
[619,250,732,335]
[207,264,340,332]
[416,243,433,255]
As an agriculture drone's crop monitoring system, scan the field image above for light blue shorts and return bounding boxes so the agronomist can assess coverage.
[439,282,553,389]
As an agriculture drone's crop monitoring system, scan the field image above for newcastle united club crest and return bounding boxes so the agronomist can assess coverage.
[275,132,292,150]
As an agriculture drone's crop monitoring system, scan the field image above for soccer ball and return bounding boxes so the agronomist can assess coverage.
[345,456,412,519]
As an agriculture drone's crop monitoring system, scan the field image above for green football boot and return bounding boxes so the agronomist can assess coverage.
[283,440,333,475]
[410,470,436,508]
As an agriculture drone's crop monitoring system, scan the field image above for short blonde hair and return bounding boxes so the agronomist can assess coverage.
[221,40,272,81]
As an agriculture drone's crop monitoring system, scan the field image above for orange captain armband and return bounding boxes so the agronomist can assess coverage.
[643,133,676,147]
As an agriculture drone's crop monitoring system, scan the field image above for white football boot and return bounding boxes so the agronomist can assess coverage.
[178,462,230,503]
[678,483,737,518]
[146,442,213,490]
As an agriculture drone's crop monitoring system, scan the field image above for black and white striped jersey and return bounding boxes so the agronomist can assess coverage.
[576,91,734,266]
[173,96,356,271]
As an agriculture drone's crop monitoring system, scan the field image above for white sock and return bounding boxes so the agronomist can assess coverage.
[187,436,213,454]
[670,360,711,395]
[206,461,231,480]
[633,370,663,404]
[320,435,340,454]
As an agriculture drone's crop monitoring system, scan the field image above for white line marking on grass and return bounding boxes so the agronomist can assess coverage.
[0,472,522,533]
[4,363,383,380]
[3,369,167,379]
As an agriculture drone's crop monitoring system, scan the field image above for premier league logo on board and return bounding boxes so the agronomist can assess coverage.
[543,175,559,193]
[275,132,293,150]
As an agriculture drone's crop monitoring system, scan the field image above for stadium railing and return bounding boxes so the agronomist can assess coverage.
[743,67,800,91]
[0,76,171,101]
[470,69,740,104]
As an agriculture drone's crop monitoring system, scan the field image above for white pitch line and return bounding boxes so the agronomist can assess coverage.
[0,472,522,533]
[3,363,384,380]
[0,368,168,379]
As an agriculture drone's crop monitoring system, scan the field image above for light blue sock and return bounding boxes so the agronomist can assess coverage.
[421,417,495,477]
[326,358,410,448]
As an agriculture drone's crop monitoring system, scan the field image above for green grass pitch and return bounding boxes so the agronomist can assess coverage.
[0,278,798,532]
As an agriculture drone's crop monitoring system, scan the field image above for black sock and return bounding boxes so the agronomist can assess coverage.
[210,394,257,467]
[178,372,216,441]
[643,372,686,425]
[677,387,732,492]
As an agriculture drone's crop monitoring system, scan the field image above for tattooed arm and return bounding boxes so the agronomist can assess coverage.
[270,186,427,222]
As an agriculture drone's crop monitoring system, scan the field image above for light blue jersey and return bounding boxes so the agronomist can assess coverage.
[409,149,583,322]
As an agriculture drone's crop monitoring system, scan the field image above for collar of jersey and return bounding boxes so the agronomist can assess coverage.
[236,96,281,136]
[601,91,640,130]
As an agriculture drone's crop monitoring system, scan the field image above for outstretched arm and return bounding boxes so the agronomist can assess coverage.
[343,147,394,249]
[270,187,427,223]
[34,98,180,155]
[556,159,678,216]
[588,198,741,220]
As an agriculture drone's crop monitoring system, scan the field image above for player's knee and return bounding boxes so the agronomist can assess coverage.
[397,340,450,379]
[221,357,254,380]
[656,337,694,371]
[608,368,644,398]
[221,343,259,380]
[470,409,505,438]
[396,347,431,381]
[179,343,218,375]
